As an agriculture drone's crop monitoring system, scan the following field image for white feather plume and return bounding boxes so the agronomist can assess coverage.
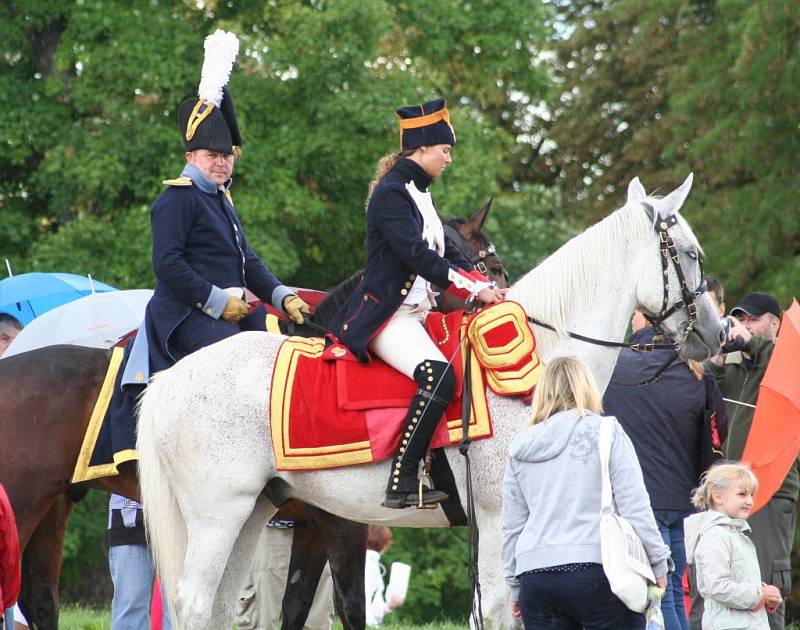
[197,29,240,107]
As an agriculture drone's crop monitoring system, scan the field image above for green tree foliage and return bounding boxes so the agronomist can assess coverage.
[0,0,556,612]
[535,0,799,306]
[60,492,113,605]
[381,528,472,623]
[0,0,555,290]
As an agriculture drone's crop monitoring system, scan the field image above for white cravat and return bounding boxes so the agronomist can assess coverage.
[404,181,444,307]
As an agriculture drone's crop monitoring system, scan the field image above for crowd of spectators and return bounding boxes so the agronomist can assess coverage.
[503,278,794,630]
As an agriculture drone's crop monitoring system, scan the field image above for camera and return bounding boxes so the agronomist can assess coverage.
[720,317,746,353]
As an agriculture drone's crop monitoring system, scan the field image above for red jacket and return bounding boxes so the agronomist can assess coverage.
[0,483,20,609]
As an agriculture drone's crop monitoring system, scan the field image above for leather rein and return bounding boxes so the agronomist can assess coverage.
[525,204,708,385]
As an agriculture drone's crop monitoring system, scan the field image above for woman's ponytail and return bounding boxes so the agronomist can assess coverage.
[365,150,415,208]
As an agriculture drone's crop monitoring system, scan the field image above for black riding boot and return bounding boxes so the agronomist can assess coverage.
[382,360,455,509]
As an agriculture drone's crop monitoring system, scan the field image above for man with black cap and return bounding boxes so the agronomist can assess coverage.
[705,291,792,630]
[143,30,309,373]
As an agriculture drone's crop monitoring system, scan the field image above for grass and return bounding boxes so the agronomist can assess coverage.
[58,604,469,629]
[59,605,111,630]
[56,605,800,630]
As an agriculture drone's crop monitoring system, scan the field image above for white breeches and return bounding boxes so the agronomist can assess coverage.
[368,304,447,379]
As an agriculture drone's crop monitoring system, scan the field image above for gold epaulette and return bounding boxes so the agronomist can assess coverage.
[162,176,193,187]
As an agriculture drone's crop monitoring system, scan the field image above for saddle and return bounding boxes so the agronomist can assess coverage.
[269,301,543,471]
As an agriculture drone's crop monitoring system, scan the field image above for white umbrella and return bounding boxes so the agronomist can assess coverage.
[3,289,153,358]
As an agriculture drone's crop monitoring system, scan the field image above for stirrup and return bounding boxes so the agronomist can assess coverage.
[382,478,448,510]
[417,474,438,510]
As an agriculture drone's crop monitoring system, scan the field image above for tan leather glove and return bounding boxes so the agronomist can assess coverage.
[221,296,248,323]
[283,295,310,325]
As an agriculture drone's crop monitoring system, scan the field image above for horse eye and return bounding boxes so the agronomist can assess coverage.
[687,251,697,260]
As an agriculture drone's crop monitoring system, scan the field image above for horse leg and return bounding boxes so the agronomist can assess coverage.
[174,490,270,630]
[18,495,74,630]
[209,494,275,626]
[280,512,329,630]
[310,507,368,630]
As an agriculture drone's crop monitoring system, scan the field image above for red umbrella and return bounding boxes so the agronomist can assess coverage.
[742,299,800,513]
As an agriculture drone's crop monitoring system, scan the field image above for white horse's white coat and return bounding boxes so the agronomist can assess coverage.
[137,175,723,629]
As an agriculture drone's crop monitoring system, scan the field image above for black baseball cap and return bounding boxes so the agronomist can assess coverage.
[731,292,782,319]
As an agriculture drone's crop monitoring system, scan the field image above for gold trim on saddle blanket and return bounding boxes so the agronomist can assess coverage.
[271,336,373,469]
[71,347,138,483]
[467,301,544,396]
[270,329,492,471]
[266,313,282,334]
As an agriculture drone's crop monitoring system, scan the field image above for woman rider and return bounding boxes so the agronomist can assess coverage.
[328,98,506,509]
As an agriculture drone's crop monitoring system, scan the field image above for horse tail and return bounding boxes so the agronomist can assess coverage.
[136,370,187,610]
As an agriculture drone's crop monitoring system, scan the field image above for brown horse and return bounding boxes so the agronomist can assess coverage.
[0,202,507,630]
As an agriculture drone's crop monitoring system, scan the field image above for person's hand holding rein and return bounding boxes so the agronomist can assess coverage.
[283,295,311,325]
[477,285,507,305]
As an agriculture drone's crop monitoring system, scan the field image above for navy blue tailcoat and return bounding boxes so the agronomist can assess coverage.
[144,171,289,372]
[328,158,473,362]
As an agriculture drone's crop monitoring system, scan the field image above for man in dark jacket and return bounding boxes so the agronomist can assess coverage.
[603,311,728,630]
[142,37,308,375]
[706,291,792,630]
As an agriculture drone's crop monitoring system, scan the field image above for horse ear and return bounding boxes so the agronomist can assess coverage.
[627,177,647,204]
[657,173,694,217]
[464,197,494,234]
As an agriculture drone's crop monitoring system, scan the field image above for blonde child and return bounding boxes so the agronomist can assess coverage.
[684,462,782,629]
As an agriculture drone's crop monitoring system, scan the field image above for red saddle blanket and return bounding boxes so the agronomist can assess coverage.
[270,302,542,471]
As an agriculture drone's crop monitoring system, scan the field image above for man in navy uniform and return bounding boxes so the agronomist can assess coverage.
[143,73,308,374]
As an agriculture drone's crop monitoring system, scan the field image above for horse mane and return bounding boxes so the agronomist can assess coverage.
[511,201,686,334]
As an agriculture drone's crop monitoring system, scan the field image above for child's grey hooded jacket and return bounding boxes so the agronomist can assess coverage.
[685,510,768,629]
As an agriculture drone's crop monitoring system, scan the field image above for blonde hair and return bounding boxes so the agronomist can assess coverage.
[365,150,416,207]
[691,461,759,510]
[525,356,603,427]
[685,358,704,381]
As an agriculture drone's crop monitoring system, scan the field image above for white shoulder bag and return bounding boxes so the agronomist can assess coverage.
[598,416,655,613]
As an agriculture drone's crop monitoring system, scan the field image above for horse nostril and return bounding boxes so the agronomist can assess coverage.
[718,329,726,344]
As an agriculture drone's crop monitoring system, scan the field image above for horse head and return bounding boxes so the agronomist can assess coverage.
[627,173,723,360]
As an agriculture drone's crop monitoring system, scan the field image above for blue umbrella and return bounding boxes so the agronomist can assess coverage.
[0,272,117,325]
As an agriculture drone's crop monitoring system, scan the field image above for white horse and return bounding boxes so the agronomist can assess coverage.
[137,174,723,629]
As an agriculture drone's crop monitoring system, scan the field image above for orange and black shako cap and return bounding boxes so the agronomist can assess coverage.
[396,98,456,151]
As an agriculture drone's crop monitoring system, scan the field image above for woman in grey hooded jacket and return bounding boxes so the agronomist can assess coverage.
[501,356,670,629]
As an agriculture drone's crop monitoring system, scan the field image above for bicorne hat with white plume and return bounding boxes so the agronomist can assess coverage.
[178,30,242,154]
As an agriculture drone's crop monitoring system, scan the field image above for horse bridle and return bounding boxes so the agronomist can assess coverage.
[526,204,708,355]
[643,204,708,344]
[443,224,510,284]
